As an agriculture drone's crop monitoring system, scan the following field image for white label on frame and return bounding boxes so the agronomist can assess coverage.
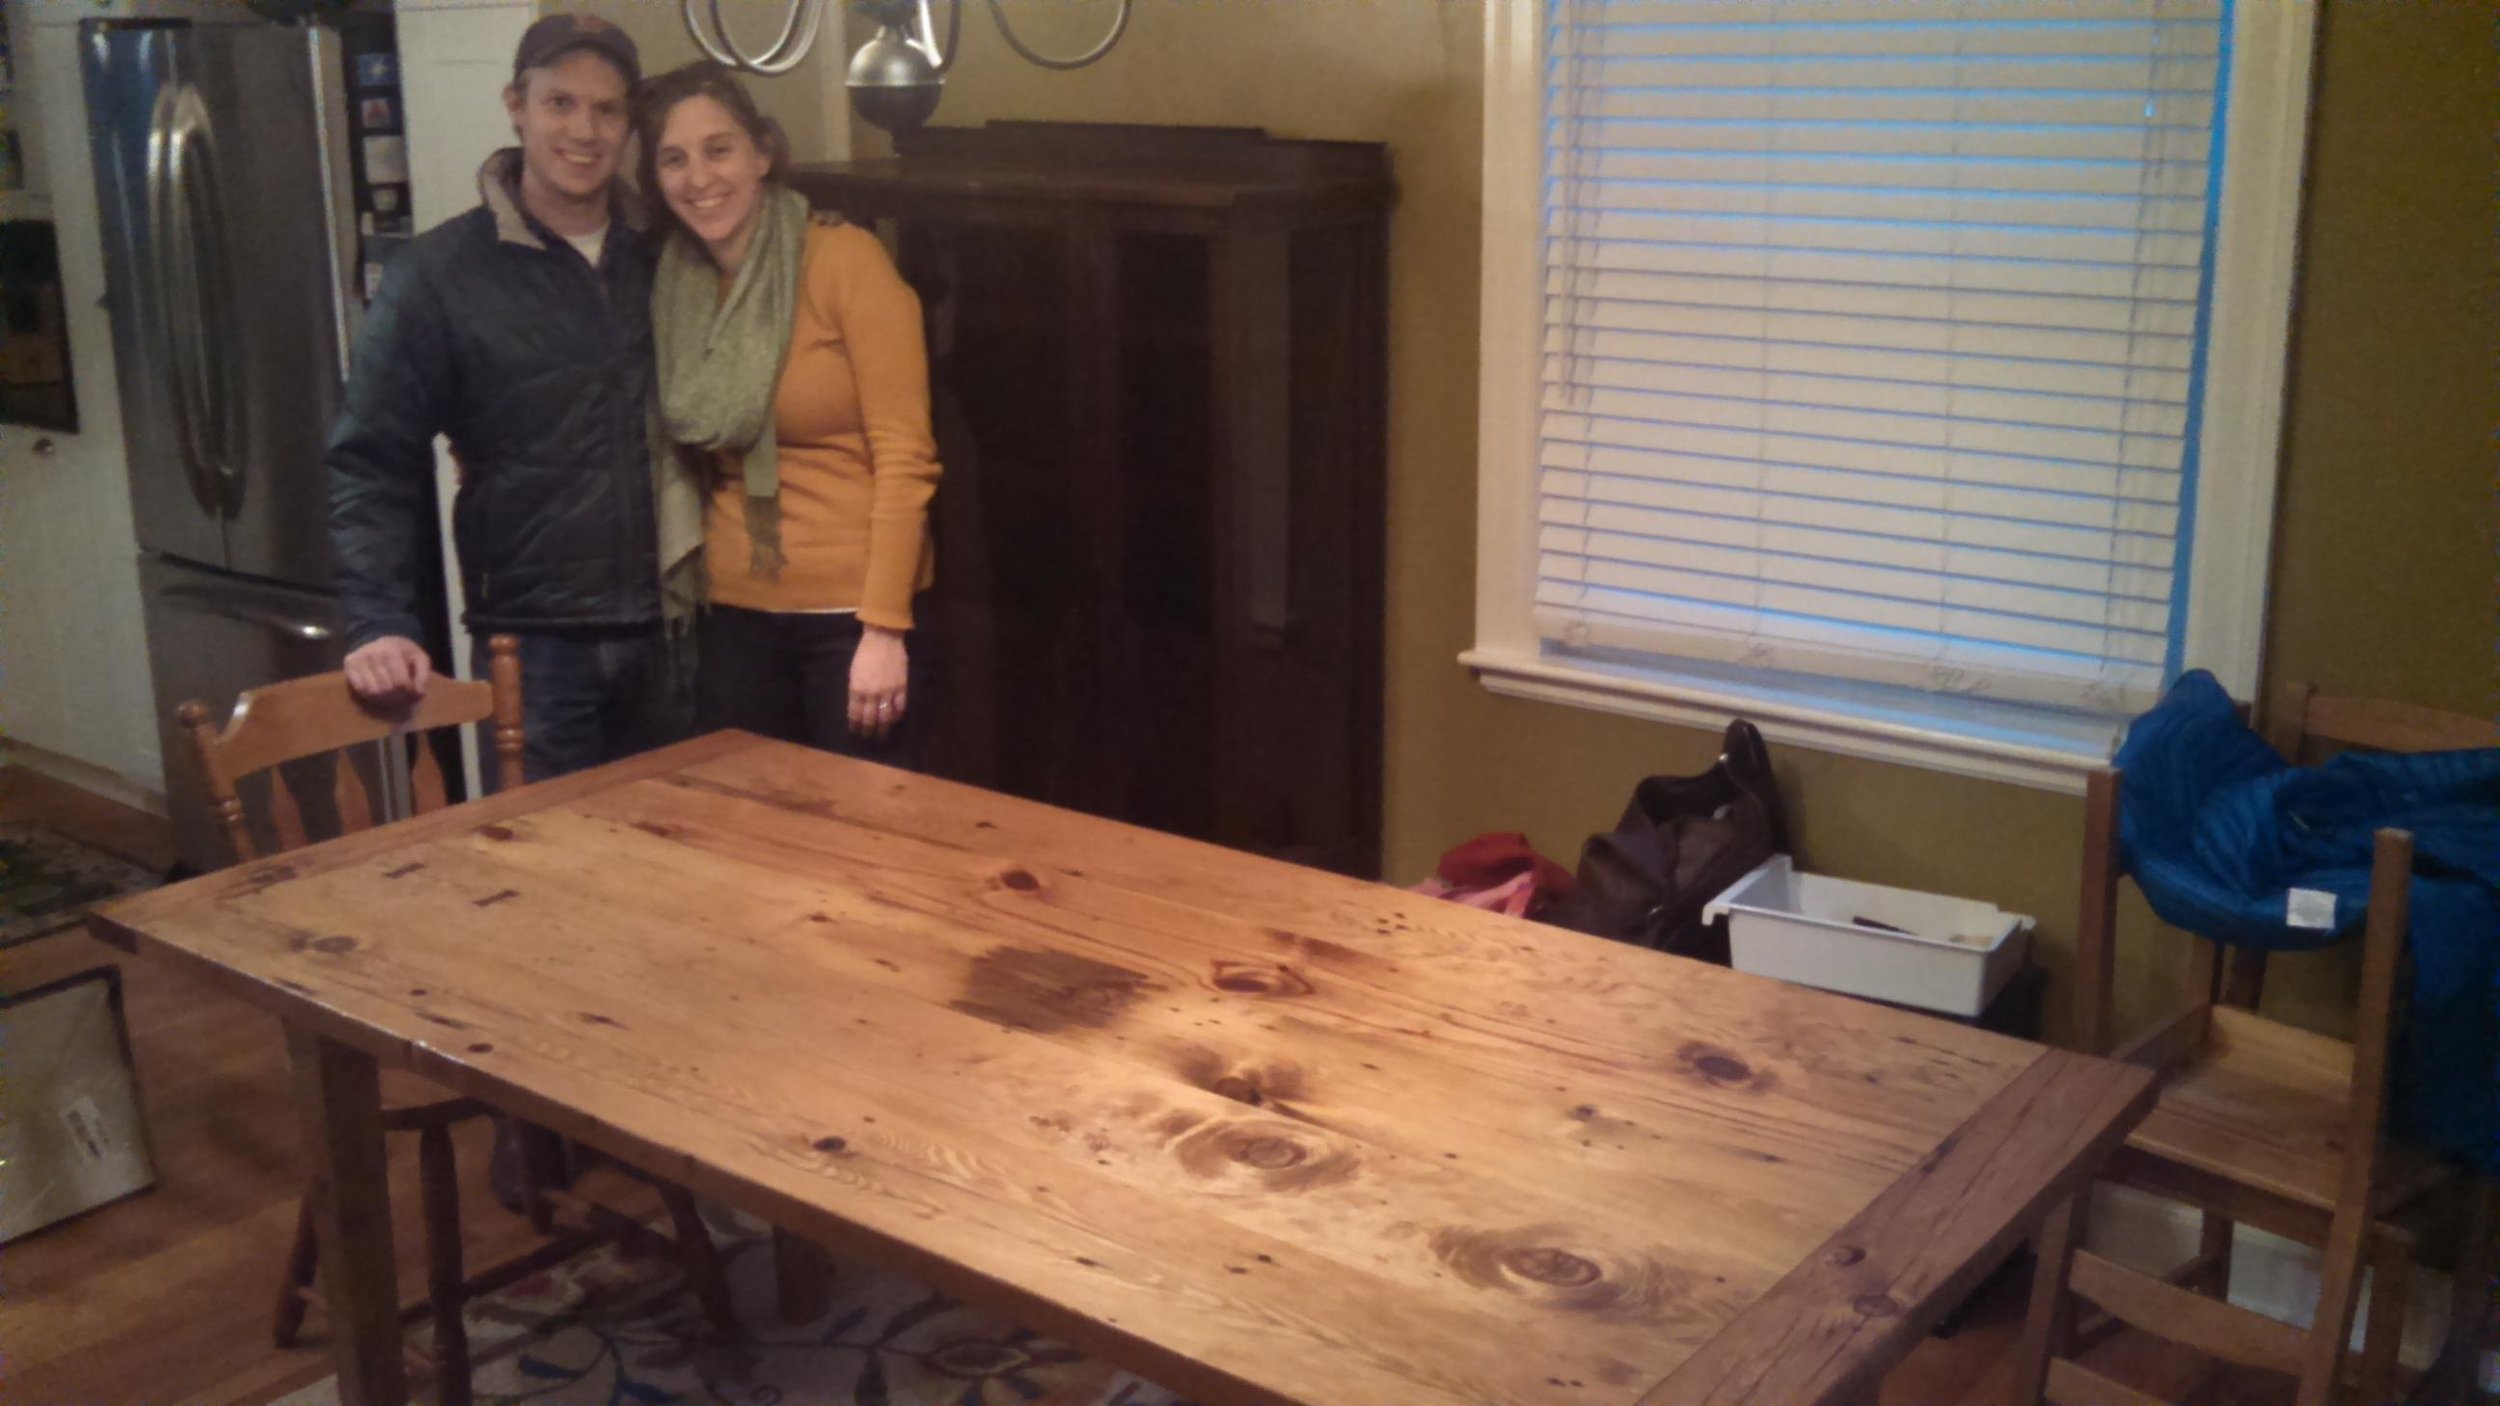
[58,1096,115,1168]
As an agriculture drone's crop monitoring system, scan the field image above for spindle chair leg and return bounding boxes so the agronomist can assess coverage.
[419,1123,474,1406]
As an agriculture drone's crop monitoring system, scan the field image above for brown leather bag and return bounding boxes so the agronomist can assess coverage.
[1547,719,1787,962]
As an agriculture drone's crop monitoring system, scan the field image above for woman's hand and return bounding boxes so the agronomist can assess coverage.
[848,625,910,741]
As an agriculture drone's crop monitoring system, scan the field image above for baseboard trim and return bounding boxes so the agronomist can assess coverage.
[2087,1183,2456,1372]
[0,741,167,818]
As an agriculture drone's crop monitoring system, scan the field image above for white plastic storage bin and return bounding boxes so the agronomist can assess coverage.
[1702,855,2032,1017]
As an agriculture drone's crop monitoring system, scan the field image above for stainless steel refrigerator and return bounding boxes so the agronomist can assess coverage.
[83,18,431,873]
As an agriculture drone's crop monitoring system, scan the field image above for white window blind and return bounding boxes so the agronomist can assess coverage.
[1536,0,2230,716]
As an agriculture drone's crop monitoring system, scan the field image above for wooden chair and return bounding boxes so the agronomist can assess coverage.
[180,637,733,1406]
[2016,682,2494,1406]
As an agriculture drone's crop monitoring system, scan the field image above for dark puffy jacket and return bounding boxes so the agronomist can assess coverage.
[328,151,660,651]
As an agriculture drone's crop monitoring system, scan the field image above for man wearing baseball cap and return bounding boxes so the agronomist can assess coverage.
[325,17,665,1209]
[330,15,679,783]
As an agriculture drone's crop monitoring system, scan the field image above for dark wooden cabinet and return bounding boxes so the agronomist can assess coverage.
[793,123,1391,876]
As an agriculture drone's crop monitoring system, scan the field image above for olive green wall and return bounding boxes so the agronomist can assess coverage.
[2238,1,2499,1037]
[839,0,2495,1044]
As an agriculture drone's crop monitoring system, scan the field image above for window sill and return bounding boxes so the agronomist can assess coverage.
[1461,647,2129,795]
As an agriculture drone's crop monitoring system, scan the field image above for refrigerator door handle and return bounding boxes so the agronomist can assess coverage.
[156,583,335,643]
[184,122,250,514]
[145,83,220,517]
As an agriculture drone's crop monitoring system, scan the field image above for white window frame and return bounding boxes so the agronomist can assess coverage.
[1467,0,2319,793]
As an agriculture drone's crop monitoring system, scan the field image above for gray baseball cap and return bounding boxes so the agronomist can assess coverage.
[512,14,642,86]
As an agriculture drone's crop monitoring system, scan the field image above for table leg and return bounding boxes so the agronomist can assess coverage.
[2011,1190,2089,1405]
[773,1225,835,1324]
[288,1026,408,1406]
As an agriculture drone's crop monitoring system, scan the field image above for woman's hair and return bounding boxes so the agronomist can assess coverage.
[636,60,791,215]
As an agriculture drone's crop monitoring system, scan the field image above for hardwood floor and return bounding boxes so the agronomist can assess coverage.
[0,767,655,1406]
[0,765,2295,1406]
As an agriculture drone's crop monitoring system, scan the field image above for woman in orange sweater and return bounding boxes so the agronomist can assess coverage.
[641,63,940,759]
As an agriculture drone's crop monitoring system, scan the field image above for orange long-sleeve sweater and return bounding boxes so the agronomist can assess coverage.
[704,221,939,629]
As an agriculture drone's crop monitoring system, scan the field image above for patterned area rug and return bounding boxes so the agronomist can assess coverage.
[0,824,159,949]
[272,1214,1197,1406]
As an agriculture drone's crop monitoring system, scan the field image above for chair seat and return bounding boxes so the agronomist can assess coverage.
[2127,1006,2441,1218]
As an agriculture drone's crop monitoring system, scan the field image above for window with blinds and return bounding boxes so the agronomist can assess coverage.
[1533,1,2229,717]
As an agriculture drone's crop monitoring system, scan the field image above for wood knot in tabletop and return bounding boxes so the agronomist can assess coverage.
[1674,1042,1774,1093]
[1503,1245,1604,1288]
[1428,1225,1706,1326]
[1205,960,1315,998]
[1171,1117,1359,1193]
[1172,1049,1308,1110]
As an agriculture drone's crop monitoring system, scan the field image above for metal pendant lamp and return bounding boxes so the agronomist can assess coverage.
[681,0,1133,135]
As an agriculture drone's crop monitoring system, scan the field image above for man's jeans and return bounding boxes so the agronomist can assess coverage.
[474,625,687,785]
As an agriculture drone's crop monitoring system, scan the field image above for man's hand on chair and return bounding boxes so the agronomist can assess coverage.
[344,636,432,709]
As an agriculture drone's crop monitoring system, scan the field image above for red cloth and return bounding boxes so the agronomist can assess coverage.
[1408,832,1573,919]
[1435,831,1574,897]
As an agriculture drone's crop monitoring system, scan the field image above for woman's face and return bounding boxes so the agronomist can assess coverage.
[652,94,772,257]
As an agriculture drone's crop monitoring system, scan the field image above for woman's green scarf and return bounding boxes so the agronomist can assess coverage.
[652,184,817,614]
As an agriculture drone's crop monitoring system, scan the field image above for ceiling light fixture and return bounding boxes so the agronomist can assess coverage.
[681,0,1133,134]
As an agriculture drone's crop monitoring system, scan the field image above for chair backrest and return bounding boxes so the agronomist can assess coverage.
[180,637,523,863]
[2074,684,2476,1132]
[2261,680,2496,762]
[2217,682,2493,1008]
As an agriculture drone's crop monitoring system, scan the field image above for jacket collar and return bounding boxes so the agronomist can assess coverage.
[476,148,649,251]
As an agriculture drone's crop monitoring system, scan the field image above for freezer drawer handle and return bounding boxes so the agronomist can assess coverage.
[159,584,335,643]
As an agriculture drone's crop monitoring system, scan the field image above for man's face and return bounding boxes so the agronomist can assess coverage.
[503,49,631,206]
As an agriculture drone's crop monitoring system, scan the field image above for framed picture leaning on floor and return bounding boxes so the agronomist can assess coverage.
[0,965,156,1243]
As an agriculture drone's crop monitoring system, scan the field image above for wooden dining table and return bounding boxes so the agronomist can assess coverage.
[90,731,2154,1406]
